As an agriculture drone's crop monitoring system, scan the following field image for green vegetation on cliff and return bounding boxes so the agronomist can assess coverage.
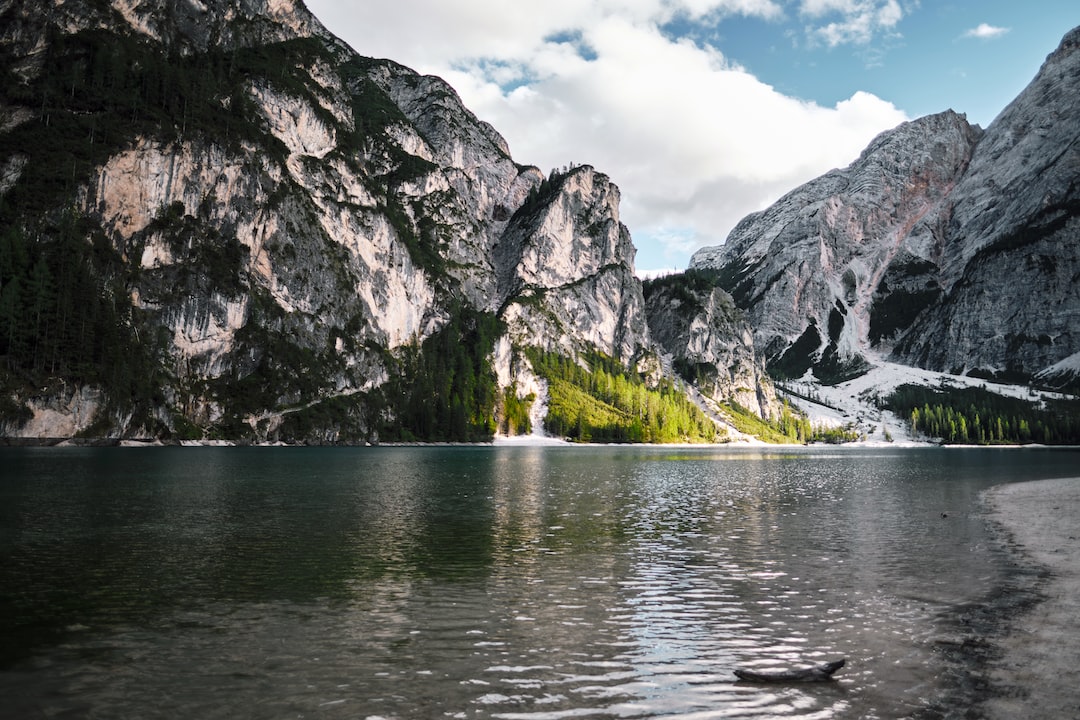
[721,400,860,445]
[526,349,720,443]
[0,216,163,431]
[640,268,722,314]
[0,25,486,441]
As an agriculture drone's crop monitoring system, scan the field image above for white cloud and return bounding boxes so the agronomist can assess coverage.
[963,23,1010,40]
[305,0,908,270]
[676,0,785,20]
[799,0,905,47]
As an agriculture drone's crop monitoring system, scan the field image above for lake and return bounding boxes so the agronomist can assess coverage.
[1,445,1077,719]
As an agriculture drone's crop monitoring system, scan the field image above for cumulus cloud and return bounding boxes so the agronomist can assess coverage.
[963,23,1010,40]
[306,0,908,270]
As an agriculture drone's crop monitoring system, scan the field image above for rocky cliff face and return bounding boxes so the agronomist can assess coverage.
[691,25,1080,389]
[497,166,651,365]
[894,26,1080,385]
[643,276,778,418]
[690,111,981,382]
[1,0,322,52]
[0,0,770,441]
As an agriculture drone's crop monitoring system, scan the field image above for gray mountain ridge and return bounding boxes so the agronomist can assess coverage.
[690,25,1080,391]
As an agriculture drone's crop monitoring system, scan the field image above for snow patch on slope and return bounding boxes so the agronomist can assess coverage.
[780,354,1071,446]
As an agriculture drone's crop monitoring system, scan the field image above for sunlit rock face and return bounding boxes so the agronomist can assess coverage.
[496,166,651,365]
[691,25,1080,388]
[79,0,322,52]
[0,0,532,439]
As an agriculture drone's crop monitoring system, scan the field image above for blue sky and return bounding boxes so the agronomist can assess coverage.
[690,1,1076,127]
[306,0,1079,273]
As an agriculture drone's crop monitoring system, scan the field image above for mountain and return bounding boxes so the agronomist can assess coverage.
[642,272,776,419]
[0,0,772,442]
[894,27,1080,387]
[690,26,1080,391]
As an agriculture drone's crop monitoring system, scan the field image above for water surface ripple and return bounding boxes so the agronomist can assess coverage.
[2,445,1078,719]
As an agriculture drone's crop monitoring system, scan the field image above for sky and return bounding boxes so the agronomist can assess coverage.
[304,0,1079,273]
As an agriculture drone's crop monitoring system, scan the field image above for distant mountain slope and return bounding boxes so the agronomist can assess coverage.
[691,25,1080,391]
[690,110,981,383]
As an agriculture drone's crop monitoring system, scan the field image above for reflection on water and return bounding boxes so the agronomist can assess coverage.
[1,446,1078,719]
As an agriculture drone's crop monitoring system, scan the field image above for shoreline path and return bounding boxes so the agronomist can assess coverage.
[982,477,1080,719]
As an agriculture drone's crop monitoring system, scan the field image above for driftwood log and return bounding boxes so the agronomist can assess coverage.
[733,658,846,683]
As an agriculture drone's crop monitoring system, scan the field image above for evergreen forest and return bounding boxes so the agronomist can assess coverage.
[0,217,162,431]
[721,400,861,445]
[885,383,1080,445]
[379,309,503,443]
[525,349,720,443]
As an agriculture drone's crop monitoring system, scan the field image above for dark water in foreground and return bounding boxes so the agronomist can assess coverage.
[1,445,1077,719]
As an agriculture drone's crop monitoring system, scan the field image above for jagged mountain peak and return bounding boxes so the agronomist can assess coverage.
[854,109,980,168]
[691,24,1080,390]
[894,23,1080,383]
[0,0,337,98]
[693,109,980,269]
[933,23,1080,290]
[689,108,981,383]
[58,0,322,50]
[497,164,650,365]
[1047,24,1080,62]
[365,61,513,162]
